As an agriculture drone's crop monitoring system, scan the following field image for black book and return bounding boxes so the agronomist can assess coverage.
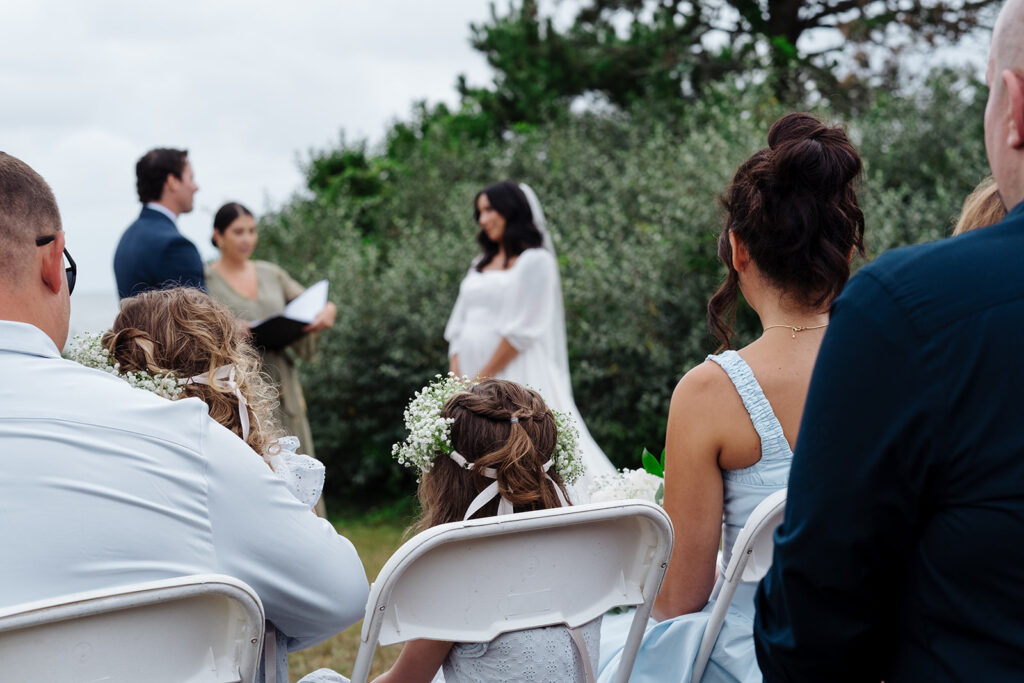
[248,279,329,353]
[250,316,308,352]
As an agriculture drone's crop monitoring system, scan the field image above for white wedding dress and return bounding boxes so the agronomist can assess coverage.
[445,247,615,493]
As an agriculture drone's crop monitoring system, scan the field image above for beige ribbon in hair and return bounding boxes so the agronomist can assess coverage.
[182,365,250,440]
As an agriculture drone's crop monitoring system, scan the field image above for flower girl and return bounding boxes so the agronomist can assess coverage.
[66,287,324,510]
[68,288,328,682]
[373,376,598,683]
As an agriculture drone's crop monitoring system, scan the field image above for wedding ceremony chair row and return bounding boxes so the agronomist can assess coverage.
[691,488,787,683]
[350,499,674,683]
[0,573,265,683]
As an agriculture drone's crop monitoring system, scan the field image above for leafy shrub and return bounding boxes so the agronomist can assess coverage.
[257,70,989,507]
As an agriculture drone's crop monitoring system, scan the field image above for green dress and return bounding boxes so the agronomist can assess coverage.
[205,260,318,458]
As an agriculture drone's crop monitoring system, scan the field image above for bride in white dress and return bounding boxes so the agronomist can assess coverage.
[444,181,616,492]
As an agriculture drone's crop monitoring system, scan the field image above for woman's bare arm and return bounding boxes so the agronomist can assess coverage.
[476,338,519,378]
[653,362,728,621]
[372,639,454,683]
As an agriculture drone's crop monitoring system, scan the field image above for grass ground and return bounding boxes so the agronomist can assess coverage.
[288,507,414,681]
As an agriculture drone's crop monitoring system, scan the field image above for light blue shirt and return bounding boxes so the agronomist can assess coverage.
[0,321,368,651]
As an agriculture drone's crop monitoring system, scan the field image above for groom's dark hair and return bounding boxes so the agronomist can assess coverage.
[136,148,189,204]
[474,180,544,271]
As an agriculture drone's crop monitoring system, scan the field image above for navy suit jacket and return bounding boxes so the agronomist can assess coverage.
[113,207,206,299]
[754,200,1024,682]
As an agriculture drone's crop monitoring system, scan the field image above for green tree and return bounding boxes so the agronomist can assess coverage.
[460,0,998,120]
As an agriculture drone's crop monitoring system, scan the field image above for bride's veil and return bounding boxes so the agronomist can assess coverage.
[519,183,574,398]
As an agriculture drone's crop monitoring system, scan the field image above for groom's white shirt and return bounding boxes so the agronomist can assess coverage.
[0,320,368,650]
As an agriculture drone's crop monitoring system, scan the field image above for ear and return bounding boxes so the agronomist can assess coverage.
[1002,69,1024,149]
[728,232,751,272]
[162,173,179,199]
[39,233,65,295]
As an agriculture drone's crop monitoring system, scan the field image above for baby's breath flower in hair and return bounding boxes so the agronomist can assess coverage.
[391,373,472,472]
[551,409,584,484]
[391,373,585,485]
[64,332,183,400]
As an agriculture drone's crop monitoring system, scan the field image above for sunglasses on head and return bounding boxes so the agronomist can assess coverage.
[35,234,77,295]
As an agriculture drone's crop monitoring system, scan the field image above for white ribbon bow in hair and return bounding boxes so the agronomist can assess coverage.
[449,450,569,520]
[182,365,250,440]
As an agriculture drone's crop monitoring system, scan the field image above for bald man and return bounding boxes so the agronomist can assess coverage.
[753,1,1024,680]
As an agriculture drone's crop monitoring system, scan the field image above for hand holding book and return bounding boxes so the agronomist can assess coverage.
[249,280,330,352]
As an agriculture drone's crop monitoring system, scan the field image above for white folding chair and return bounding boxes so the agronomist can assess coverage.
[691,488,786,683]
[0,573,265,683]
[350,500,673,683]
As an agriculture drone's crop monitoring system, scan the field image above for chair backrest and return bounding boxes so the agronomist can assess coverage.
[0,574,265,683]
[350,500,673,683]
[691,488,786,683]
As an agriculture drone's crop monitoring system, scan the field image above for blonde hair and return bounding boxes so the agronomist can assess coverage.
[414,379,570,534]
[953,176,1006,236]
[103,287,283,460]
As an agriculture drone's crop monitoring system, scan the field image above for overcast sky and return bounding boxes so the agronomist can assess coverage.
[3,0,495,306]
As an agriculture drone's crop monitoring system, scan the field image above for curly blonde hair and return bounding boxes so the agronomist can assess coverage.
[414,379,570,533]
[103,287,283,460]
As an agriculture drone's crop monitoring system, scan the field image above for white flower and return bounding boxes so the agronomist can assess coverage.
[590,468,664,505]
[64,332,183,400]
[391,374,586,485]
[392,374,472,473]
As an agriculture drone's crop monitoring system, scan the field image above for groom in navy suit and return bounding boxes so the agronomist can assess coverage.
[113,148,205,298]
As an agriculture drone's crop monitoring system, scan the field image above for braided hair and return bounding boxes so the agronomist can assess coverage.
[414,379,570,532]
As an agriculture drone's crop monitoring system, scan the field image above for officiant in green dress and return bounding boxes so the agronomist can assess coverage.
[205,203,336,513]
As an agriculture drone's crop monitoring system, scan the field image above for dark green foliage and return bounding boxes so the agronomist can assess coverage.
[456,0,999,125]
[256,71,989,506]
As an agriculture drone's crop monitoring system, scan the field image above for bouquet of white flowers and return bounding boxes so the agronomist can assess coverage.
[589,448,666,505]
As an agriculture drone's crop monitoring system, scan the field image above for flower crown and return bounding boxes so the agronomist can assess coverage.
[65,332,183,399]
[65,332,253,439]
[391,374,585,485]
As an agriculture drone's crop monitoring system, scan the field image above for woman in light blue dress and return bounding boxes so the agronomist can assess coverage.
[599,113,866,682]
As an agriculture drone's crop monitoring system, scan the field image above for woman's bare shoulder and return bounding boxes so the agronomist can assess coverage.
[670,358,747,441]
[674,358,733,401]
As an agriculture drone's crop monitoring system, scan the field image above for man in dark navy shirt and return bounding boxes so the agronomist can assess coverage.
[113,148,205,298]
[754,1,1024,680]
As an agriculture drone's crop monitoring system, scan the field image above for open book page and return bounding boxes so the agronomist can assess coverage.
[282,279,329,324]
[251,280,329,327]
[249,280,329,351]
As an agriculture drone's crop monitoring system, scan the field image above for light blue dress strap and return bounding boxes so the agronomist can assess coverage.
[706,350,792,461]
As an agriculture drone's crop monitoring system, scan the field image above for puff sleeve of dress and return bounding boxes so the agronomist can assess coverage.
[499,249,557,352]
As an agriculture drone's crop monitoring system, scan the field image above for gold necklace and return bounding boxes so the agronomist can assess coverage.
[763,323,829,339]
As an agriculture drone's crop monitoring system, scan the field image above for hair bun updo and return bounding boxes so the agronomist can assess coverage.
[708,112,866,350]
[766,113,863,198]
